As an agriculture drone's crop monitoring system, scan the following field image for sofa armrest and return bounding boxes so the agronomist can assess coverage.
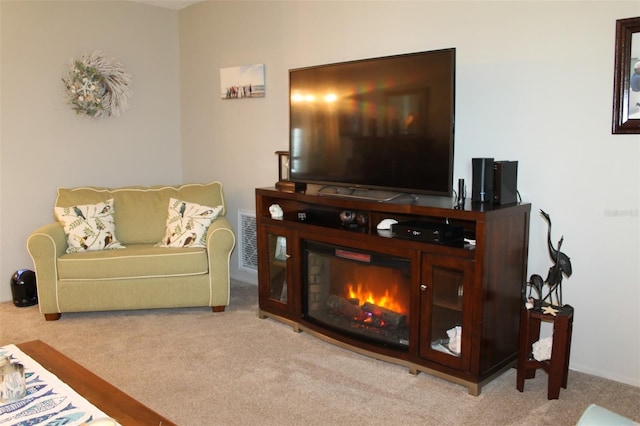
[27,223,68,315]
[206,216,236,307]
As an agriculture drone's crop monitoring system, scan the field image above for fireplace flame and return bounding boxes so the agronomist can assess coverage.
[347,282,406,315]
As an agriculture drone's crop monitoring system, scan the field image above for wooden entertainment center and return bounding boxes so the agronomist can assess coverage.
[256,186,531,395]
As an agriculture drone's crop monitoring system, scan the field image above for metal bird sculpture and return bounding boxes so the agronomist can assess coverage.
[524,210,573,309]
[526,274,545,308]
[540,209,572,306]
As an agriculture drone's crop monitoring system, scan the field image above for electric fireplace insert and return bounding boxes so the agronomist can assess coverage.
[303,241,411,349]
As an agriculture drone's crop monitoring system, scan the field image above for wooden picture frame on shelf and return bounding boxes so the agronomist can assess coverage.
[612,17,640,134]
[275,150,306,192]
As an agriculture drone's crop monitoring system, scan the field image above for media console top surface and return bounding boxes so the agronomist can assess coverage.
[271,185,527,214]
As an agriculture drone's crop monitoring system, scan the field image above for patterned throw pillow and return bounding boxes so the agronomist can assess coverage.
[157,198,222,248]
[54,199,126,253]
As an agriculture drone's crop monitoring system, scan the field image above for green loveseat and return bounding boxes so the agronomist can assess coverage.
[27,182,236,321]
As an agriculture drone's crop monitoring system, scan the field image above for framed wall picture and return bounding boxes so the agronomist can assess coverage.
[220,64,265,100]
[612,17,640,134]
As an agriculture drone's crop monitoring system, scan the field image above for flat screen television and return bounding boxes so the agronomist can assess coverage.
[289,48,455,199]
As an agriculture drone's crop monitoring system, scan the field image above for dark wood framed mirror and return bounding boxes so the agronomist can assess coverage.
[612,17,640,134]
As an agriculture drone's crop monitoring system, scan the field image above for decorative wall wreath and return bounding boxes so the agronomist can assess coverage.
[62,51,132,118]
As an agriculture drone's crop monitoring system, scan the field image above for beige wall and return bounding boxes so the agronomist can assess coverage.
[1,0,638,388]
[179,1,640,387]
[0,1,182,303]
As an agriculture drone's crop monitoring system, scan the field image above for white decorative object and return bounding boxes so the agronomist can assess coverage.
[532,336,553,361]
[0,362,25,402]
[62,51,132,118]
[274,236,287,261]
[0,344,113,423]
[447,325,462,354]
[376,218,398,230]
[269,204,283,220]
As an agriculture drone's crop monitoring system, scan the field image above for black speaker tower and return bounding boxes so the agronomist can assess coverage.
[493,161,518,205]
[472,158,494,203]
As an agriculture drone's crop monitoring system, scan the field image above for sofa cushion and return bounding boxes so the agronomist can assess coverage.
[57,244,208,280]
[54,199,126,253]
[55,182,225,245]
[157,198,222,248]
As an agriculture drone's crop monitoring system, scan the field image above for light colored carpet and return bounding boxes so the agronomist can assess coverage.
[1,280,638,425]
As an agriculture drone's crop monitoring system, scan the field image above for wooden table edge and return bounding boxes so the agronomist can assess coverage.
[16,340,176,426]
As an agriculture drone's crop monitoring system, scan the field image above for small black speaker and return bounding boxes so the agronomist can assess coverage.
[493,161,518,204]
[472,158,494,202]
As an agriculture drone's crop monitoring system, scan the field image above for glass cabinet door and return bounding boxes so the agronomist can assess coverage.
[258,226,296,317]
[266,233,289,304]
[419,254,473,370]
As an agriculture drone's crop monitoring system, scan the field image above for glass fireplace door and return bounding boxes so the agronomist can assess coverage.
[303,241,411,349]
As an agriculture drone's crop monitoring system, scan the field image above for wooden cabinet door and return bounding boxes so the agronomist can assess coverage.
[418,254,473,371]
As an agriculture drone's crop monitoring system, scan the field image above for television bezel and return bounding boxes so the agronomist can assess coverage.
[288,48,456,198]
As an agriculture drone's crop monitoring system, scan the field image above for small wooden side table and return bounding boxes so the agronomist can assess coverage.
[516,304,574,400]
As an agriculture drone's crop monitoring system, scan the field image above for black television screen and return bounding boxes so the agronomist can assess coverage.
[289,48,455,198]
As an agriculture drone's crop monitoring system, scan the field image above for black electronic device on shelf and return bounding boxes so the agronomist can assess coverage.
[472,158,494,203]
[493,161,518,205]
[391,220,464,244]
[472,158,519,205]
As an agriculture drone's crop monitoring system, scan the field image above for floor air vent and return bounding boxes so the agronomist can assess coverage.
[238,209,258,272]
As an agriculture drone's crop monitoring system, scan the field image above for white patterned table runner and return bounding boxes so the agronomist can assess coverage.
[0,344,119,426]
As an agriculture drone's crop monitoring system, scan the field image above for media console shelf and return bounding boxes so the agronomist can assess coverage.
[256,186,531,395]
